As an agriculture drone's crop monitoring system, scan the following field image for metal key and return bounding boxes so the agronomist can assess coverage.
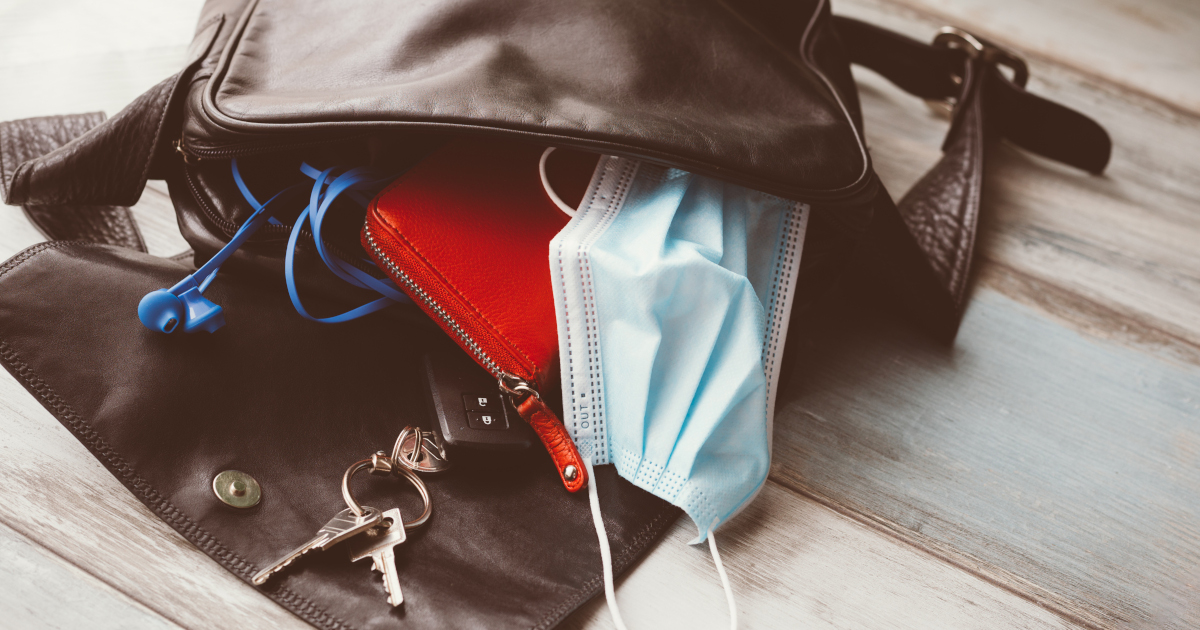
[252,506,383,585]
[346,507,407,606]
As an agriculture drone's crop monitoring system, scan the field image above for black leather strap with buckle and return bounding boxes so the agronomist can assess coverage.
[833,16,1111,339]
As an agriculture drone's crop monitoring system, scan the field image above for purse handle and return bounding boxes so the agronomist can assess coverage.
[0,14,1109,339]
[835,17,1109,338]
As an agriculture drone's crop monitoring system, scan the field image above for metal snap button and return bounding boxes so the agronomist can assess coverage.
[213,470,261,508]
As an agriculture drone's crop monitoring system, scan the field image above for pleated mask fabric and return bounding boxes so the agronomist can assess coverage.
[550,156,808,540]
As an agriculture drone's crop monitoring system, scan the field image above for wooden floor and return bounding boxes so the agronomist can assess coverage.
[1,1,1197,628]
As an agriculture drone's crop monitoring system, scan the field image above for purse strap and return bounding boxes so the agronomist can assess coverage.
[835,17,1110,338]
[0,14,1109,338]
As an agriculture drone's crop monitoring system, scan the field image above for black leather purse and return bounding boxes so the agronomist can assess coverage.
[0,1,1110,628]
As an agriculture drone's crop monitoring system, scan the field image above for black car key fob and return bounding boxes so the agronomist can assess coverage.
[421,345,536,451]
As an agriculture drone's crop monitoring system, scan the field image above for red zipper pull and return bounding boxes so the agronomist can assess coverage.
[501,375,588,493]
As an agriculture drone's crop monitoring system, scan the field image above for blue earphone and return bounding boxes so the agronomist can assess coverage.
[138,159,411,334]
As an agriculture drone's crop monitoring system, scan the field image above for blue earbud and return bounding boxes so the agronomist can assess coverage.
[138,160,294,334]
[137,277,226,334]
[139,158,412,334]
[137,290,186,333]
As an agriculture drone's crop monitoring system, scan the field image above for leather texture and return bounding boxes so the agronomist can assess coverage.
[0,112,145,251]
[364,138,581,391]
[364,138,593,491]
[519,396,589,493]
[184,0,873,205]
[0,241,676,630]
[0,3,1111,339]
[894,53,988,319]
[834,16,1111,335]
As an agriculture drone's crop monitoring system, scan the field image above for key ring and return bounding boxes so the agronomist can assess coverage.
[342,456,432,529]
[394,426,424,469]
[391,426,452,473]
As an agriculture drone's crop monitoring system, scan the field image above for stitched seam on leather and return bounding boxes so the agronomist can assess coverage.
[0,119,11,201]
[950,88,985,304]
[0,242,360,630]
[369,201,541,378]
[528,504,680,630]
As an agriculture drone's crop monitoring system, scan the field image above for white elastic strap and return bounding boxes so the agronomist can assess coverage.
[539,147,578,217]
[586,457,629,630]
[707,521,739,630]
[587,458,739,630]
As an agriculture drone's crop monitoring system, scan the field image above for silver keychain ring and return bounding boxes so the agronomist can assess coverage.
[392,426,424,469]
[391,426,453,474]
[342,458,433,529]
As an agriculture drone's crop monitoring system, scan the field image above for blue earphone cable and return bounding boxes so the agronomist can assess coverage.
[281,163,412,322]
[138,158,412,335]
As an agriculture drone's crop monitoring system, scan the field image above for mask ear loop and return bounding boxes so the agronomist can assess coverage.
[539,147,578,217]
[585,456,629,630]
[584,458,739,630]
[708,518,738,630]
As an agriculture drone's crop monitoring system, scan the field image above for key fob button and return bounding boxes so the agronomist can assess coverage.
[467,412,507,430]
[423,347,535,450]
[463,393,500,412]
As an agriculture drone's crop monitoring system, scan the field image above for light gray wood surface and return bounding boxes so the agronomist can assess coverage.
[0,1,1196,629]
[881,0,1200,116]
[0,520,179,630]
[781,2,1200,627]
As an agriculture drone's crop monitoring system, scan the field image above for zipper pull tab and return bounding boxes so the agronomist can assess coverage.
[501,375,588,493]
[174,137,195,164]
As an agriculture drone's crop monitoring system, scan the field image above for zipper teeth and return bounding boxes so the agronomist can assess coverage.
[184,163,288,237]
[364,223,507,381]
[180,133,374,161]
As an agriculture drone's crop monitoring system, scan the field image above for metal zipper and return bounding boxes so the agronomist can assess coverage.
[364,223,521,388]
[177,132,374,162]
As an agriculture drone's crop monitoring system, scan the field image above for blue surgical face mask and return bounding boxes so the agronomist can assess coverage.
[547,154,808,628]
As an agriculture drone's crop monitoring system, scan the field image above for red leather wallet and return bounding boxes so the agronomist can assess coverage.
[363,137,597,492]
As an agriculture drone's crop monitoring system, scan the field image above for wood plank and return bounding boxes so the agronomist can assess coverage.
[774,287,1200,629]
[563,481,1084,630]
[0,520,181,630]
[868,0,1200,116]
[841,0,1200,365]
[134,181,193,258]
[0,0,201,121]
[770,6,1200,625]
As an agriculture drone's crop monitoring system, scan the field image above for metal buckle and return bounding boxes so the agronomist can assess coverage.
[933,26,1029,88]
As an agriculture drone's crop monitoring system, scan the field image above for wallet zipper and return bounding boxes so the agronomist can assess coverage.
[364,221,588,494]
[363,223,520,386]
